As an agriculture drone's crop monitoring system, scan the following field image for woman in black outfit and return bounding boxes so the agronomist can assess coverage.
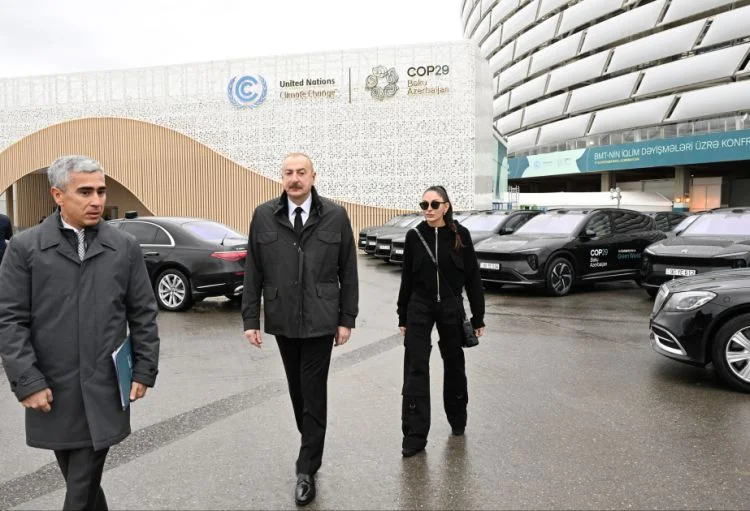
[397,185,485,457]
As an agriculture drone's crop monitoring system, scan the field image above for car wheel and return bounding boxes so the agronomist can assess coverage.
[545,257,575,297]
[645,287,659,299]
[711,314,750,393]
[155,269,193,311]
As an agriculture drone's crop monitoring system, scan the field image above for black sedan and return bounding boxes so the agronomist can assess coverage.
[474,208,665,296]
[640,208,750,297]
[650,268,750,392]
[109,216,247,311]
[358,213,416,251]
[363,214,421,255]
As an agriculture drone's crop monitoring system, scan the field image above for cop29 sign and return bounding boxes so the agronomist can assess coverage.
[227,75,268,109]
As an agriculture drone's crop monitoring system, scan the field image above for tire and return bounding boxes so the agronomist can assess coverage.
[711,313,750,393]
[155,269,193,311]
[545,257,575,297]
[645,287,659,299]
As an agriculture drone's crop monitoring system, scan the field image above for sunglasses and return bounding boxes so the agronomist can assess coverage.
[419,200,447,211]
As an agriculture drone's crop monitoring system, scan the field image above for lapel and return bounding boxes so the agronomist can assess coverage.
[40,213,117,265]
[84,222,118,261]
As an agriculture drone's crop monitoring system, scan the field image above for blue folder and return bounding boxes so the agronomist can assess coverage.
[112,336,132,411]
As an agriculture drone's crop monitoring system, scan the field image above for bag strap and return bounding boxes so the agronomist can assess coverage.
[410,227,468,321]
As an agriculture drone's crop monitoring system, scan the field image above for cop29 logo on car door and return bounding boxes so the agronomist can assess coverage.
[227,75,268,109]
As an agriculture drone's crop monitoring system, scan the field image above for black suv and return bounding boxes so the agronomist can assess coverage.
[109,216,247,311]
[474,208,665,296]
[640,208,750,297]
[650,268,750,392]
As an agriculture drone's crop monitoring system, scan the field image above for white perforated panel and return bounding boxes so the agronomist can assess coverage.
[493,92,511,117]
[509,74,548,108]
[538,0,572,19]
[567,72,639,114]
[492,0,521,26]
[636,44,750,97]
[515,14,560,58]
[506,127,540,152]
[502,0,539,43]
[581,1,665,54]
[558,0,622,35]
[522,92,568,126]
[482,26,503,58]
[498,56,530,91]
[607,21,704,74]
[489,42,515,74]
[699,5,750,47]
[589,96,674,134]
[497,109,524,134]
[529,32,583,74]
[669,81,750,122]
[547,51,609,94]
[661,0,737,25]
[538,114,591,145]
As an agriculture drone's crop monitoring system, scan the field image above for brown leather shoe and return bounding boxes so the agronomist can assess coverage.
[295,473,316,506]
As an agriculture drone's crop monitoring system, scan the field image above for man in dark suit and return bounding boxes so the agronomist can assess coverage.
[242,152,359,506]
[0,155,160,511]
[0,211,12,265]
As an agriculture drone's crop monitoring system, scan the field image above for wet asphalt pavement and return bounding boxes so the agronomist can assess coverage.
[1,253,750,510]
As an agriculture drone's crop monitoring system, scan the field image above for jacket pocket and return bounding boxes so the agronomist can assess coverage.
[317,231,341,244]
[315,282,339,300]
[263,286,278,301]
[257,231,278,244]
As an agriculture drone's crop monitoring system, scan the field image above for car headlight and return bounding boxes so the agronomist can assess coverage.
[662,291,717,312]
[644,247,655,255]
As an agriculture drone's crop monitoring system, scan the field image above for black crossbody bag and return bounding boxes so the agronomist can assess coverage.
[411,228,479,348]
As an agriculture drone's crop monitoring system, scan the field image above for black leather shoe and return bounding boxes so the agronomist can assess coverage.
[401,446,425,457]
[295,473,315,506]
[452,428,465,436]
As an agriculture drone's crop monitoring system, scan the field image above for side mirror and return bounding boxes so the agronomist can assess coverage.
[500,226,515,234]
[580,228,596,239]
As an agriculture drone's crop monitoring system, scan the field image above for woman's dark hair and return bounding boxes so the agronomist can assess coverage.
[424,185,464,251]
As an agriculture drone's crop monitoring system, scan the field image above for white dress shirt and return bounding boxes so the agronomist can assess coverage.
[288,194,312,228]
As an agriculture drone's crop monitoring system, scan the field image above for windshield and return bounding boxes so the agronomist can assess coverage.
[398,215,419,227]
[673,215,699,232]
[183,221,245,244]
[406,217,424,227]
[384,215,403,226]
[461,214,504,232]
[680,213,750,237]
[515,213,586,235]
[454,212,472,223]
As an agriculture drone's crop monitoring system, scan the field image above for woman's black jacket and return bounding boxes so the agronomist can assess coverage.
[397,220,485,329]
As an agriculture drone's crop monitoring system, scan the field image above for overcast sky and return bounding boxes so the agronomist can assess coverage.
[0,0,463,79]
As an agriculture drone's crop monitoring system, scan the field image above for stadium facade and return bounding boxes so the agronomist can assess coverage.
[462,0,750,211]
[0,41,493,232]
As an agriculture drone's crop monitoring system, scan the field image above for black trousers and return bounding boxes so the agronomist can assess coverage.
[402,294,468,451]
[276,335,334,475]
[54,447,109,511]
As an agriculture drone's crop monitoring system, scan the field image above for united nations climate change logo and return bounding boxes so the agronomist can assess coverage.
[365,66,399,101]
[227,75,268,109]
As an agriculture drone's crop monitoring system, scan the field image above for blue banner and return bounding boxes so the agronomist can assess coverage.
[509,129,750,179]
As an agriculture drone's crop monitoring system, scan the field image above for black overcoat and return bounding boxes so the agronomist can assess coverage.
[0,213,160,450]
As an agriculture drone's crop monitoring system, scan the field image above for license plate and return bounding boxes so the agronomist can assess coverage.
[479,261,500,271]
[394,249,404,255]
[378,244,389,250]
[666,268,696,276]
[368,241,376,246]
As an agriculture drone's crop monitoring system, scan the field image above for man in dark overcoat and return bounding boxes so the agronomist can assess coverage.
[0,155,160,511]
[242,152,359,506]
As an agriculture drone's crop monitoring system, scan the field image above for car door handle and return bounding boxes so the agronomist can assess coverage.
[144,251,159,256]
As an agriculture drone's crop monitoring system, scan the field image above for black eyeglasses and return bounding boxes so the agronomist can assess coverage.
[419,200,447,211]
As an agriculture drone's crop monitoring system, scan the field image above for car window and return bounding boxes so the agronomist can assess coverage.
[182,221,245,243]
[613,211,651,234]
[153,227,171,245]
[503,214,530,232]
[515,213,586,235]
[653,214,670,232]
[583,213,612,237]
[680,213,750,236]
[461,214,504,232]
[673,215,699,233]
[398,216,418,227]
[384,215,403,226]
[667,214,686,229]
[120,222,159,244]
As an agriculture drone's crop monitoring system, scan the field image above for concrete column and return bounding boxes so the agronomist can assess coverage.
[674,167,690,212]
[600,172,616,192]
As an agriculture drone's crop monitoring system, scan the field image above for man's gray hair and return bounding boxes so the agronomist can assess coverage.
[281,152,314,171]
[47,155,105,190]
